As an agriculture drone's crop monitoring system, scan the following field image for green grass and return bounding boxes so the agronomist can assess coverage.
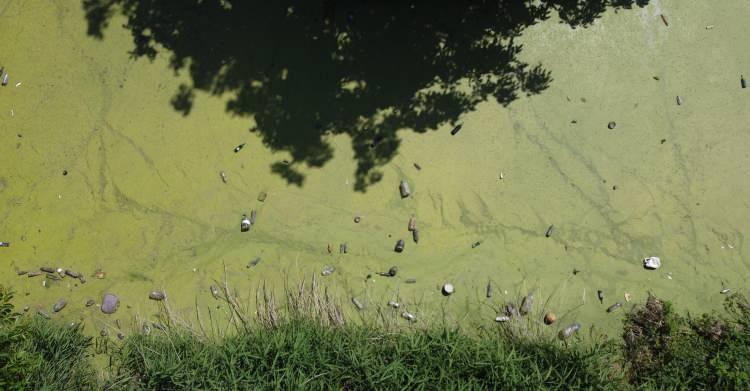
[1,284,749,390]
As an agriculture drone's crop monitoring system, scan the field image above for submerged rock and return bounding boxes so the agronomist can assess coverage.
[52,299,67,313]
[558,323,581,340]
[101,294,119,314]
[148,291,166,301]
[643,256,661,270]
[399,180,411,198]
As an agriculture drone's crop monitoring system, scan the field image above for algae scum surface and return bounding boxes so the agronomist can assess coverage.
[1,1,749,337]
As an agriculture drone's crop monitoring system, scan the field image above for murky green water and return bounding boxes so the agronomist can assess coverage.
[1,1,749,337]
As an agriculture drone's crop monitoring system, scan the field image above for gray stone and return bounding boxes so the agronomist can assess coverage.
[101,293,119,314]
[643,256,661,270]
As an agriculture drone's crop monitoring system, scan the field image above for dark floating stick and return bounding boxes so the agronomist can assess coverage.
[742,75,747,89]
[450,124,463,135]
[660,14,669,27]
[545,225,554,238]
[233,143,246,153]
[413,162,421,170]
[606,302,622,313]
[471,241,481,248]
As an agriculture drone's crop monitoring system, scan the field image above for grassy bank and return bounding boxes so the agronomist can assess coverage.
[1,284,748,390]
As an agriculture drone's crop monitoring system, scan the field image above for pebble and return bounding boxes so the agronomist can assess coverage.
[85,299,96,307]
[486,281,493,298]
[101,293,120,314]
[401,311,417,322]
[471,241,481,248]
[247,257,261,268]
[354,216,361,223]
[643,256,661,270]
[545,225,554,238]
[607,121,616,130]
[399,180,411,198]
[148,291,166,301]
[441,283,454,296]
[720,288,731,294]
[412,229,419,243]
[257,192,267,202]
[495,315,511,323]
[321,266,335,276]
[351,297,364,310]
[558,323,581,340]
[676,95,683,105]
[394,239,405,253]
[64,270,81,279]
[388,301,400,308]
[53,299,67,313]
[408,216,417,231]
[544,312,557,325]
[606,303,622,313]
[37,311,51,320]
[520,293,534,315]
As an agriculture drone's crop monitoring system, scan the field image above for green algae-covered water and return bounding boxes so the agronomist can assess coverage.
[1,0,749,338]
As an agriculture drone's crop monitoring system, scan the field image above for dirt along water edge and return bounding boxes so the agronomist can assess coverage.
[1,0,749,339]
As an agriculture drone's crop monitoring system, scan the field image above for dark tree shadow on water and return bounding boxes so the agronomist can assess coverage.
[82,0,648,191]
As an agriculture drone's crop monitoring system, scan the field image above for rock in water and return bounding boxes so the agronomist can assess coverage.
[53,299,67,313]
[441,283,454,296]
[399,180,411,198]
[101,294,120,314]
[544,312,556,325]
[412,229,419,243]
[321,266,335,276]
[395,239,405,253]
[520,293,534,315]
[408,216,417,231]
[643,256,661,270]
[558,323,581,340]
[597,290,604,304]
[240,214,251,232]
[148,291,166,301]
[606,303,622,313]
[607,121,616,130]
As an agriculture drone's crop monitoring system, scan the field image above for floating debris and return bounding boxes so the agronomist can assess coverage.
[148,291,166,301]
[1,73,8,86]
[101,294,120,314]
[660,14,669,27]
[0,242,9,247]
[643,256,661,270]
[624,292,632,302]
[498,172,505,180]
[720,288,731,294]
[606,303,622,313]
[257,192,267,202]
[353,216,361,223]
[597,290,604,304]
[545,225,554,238]
[352,297,364,310]
[442,283,455,296]
[495,315,511,323]
[395,239,405,253]
[544,312,557,325]
[249,210,257,225]
[219,171,228,183]
[321,265,335,276]
[413,162,421,170]
[408,216,417,231]
[64,270,81,279]
[486,281,493,298]
[742,75,747,89]
[471,241,482,248]
[607,121,617,130]
[240,214,251,232]
[676,95,683,106]
[85,299,96,307]
[412,229,419,243]
[233,143,246,153]
[401,311,417,322]
[388,301,400,308]
[450,124,462,135]
[53,299,67,313]
[405,278,417,284]
[93,269,106,279]
[247,257,261,268]
[558,323,581,340]
[399,180,411,198]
